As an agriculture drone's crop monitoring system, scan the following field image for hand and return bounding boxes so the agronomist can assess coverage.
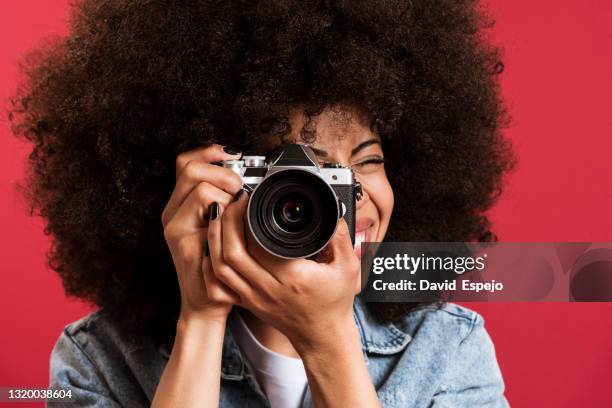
[161,144,244,324]
[207,191,361,353]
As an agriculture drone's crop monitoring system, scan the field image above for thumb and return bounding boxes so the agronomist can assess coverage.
[324,218,356,264]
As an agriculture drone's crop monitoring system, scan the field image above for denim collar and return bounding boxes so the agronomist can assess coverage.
[352,296,413,355]
[217,297,412,381]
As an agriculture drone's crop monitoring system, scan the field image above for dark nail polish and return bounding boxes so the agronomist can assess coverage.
[204,241,210,256]
[223,146,241,155]
[233,189,245,202]
[210,202,219,220]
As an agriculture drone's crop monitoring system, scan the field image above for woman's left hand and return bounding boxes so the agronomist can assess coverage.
[206,190,361,354]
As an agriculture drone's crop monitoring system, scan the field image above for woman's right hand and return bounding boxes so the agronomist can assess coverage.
[161,144,244,323]
[153,145,244,408]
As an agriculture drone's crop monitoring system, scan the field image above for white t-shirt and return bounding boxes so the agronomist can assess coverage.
[231,312,308,408]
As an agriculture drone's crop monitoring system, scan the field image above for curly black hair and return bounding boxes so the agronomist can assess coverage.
[9,0,514,342]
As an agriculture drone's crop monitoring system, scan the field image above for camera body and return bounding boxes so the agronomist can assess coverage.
[222,144,360,259]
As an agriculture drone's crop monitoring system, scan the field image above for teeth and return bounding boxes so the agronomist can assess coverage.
[354,231,366,248]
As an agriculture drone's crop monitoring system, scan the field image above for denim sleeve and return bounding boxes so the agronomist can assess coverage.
[47,330,121,408]
[430,315,509,408]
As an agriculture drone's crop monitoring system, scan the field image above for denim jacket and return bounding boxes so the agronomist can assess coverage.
[48,298,508,407]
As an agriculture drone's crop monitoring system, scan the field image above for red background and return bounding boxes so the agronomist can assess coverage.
[1,1,611,406]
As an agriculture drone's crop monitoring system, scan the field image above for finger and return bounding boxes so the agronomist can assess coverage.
[325,218,358,266]
[175,144,242,178]
[221,190,281,291]
[202,245,241,304]
[166,182,232,234]
[207,202,255,301]
[163,163,243,225]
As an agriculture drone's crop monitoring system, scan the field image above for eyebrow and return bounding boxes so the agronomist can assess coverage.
[310,138,381,158]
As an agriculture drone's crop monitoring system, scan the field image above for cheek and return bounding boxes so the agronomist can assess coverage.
[363,172,394,223]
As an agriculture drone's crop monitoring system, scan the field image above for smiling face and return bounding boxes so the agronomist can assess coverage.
[259,106,395,258]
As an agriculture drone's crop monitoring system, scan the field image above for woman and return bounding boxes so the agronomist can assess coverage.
[11,0,514,406]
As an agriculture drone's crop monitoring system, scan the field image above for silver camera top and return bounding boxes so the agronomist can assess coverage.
[222,144,354,186]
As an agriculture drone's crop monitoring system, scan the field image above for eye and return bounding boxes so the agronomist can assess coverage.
[351,156,386,173]
[356,157,385,166]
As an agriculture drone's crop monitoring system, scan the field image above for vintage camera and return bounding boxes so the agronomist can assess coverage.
[222,144,361,259]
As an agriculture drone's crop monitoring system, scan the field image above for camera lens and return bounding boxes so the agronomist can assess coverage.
[281,200,304,223]
[274,193,312,233]
[248,169,340,258]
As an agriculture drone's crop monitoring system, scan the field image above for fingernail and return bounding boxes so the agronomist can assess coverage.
[210,202,219,220]
[204,241,210,256]
[233,189,245,202]
[223,146,241,155]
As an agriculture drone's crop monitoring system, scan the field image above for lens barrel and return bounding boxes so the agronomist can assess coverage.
[247,168,339,258]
